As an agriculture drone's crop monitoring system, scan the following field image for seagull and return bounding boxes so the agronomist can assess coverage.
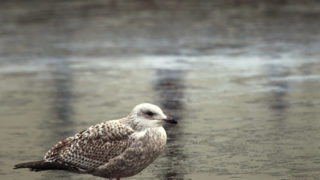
[14,103,177,180]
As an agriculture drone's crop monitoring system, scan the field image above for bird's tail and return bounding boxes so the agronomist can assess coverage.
[14,160,68,172]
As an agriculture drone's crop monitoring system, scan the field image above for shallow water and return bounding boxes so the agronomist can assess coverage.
[1,1,320,180]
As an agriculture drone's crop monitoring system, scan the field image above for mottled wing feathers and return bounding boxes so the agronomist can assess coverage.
[44,120,134,171]
[44,136,74,162]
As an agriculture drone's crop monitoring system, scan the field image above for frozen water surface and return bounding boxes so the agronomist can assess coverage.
[1,1,320,180]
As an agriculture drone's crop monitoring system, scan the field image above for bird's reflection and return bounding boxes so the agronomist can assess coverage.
[153,68,186,180]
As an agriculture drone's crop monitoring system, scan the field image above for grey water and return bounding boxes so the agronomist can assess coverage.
[1,1,320,180]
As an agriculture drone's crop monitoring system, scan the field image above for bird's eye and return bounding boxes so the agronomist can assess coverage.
[145,111,155,116]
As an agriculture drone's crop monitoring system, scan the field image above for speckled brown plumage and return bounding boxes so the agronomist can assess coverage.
[14,103,177,179]
[44,119,134,172]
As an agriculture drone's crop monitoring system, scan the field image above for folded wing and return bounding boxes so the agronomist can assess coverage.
[44,120,134,171]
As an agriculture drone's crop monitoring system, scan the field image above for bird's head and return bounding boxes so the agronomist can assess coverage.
[129,103,177,129]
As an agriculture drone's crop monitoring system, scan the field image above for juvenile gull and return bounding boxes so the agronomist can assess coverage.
[14,103,177,180]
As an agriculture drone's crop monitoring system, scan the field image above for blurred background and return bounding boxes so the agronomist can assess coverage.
[1,0,320,180]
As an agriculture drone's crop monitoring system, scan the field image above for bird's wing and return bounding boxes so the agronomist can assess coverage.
[44,119,134,171]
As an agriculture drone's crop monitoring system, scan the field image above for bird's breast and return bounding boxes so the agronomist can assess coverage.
[95,127,167,178]
[131,127,167,154]
[121,127,166,166]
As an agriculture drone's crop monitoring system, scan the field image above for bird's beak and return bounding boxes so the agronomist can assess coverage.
[162,116,178,124]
